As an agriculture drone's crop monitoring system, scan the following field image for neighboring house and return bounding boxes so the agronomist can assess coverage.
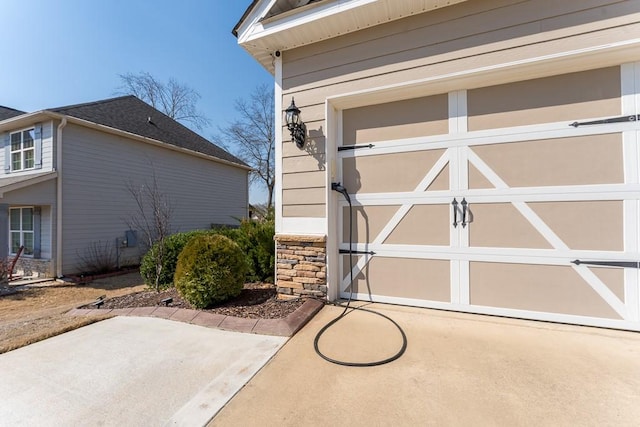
[0,106,26,121]
[235,0,640,331]
[0,96,250,278]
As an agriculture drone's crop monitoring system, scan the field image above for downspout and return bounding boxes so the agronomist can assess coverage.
[56,117,67,277]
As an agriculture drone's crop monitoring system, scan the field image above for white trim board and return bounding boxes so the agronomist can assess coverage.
[274,55,284,234]
[281,217,327,235]
[337,119,639,159]
[338,291,640,332]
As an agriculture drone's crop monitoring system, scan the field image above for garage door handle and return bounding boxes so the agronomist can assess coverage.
[461,198,468,228]
[452,198,459,228]
[572,259,640,268]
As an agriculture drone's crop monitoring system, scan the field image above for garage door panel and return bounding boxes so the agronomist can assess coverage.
[338,63,638,330]
[342,205,400,243]
[426,164,450,191]
[342,94,448,145]
[468,163,495,189]
[468,203,552,249]
[469,262,623,319]
[384,205,451,246]
[342,255,363,282]
[343,149,447,194]
[590,266,625,301]
[467,67,621,130]
[529,201,623,251]
[470,134,623,188]
[345,256,450,302]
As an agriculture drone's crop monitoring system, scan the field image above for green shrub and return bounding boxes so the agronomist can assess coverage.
[212,218,275,283]
[140,230,211,289]
[238,218,275,282]
[174,234,247,308]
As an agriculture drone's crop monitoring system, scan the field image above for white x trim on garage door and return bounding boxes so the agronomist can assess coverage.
[336,63,640,331]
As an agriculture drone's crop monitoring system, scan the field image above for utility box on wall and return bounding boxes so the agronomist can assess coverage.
[125,230,137,248]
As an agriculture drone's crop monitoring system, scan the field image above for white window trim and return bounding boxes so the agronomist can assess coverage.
[9,206,34,257]
[9,127,36,172]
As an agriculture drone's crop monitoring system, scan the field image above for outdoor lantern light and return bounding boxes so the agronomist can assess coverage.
[285,97,307,149]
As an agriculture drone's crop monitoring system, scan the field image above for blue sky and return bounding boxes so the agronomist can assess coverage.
[0,0,272,203]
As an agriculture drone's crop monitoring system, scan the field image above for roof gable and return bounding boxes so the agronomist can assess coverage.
[50,96,247,167]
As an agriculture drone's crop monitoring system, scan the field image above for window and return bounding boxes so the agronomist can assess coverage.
[10,207,34,256]
[10,128,35,171]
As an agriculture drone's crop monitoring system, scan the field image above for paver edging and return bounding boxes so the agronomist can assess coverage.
[67,298,325,337]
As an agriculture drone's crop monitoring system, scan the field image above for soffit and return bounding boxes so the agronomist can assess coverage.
[264,0,323,19]
[236,0,470,74]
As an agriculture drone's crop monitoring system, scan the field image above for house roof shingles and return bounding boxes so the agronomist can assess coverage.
[49,95,247,167]
[0,106,26,121]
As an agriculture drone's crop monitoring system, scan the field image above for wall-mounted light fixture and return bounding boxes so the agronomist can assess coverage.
[285,97,307,149]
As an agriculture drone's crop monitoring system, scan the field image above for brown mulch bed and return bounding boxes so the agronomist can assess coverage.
[81,282,306,320]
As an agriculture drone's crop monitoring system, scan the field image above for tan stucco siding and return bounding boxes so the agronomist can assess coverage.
[281,0,639,218]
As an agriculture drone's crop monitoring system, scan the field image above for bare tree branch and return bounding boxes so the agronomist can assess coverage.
[213,84,275,208]
[116,72,210,131]
[124,168,173,291]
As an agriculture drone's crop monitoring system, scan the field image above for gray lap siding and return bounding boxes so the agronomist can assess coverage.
[60,124,248,274]
[1,179,56,262]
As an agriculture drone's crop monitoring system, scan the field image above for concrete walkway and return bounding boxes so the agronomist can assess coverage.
[211,303,640,426]
[0,316,286,426]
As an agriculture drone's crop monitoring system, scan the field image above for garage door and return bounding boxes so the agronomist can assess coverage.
[337,65,640,331]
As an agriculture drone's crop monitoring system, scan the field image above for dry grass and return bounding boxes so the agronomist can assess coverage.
[0,272,147,354]
[0,315,113,354]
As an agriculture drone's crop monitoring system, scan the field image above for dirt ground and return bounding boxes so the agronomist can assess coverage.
[0,272,146,354]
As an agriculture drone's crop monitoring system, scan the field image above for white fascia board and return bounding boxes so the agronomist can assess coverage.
[239,0,376,46]
[0,111,58,132]
[236,0,279,45]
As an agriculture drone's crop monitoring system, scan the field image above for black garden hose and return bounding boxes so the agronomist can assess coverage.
[314,186,407,367]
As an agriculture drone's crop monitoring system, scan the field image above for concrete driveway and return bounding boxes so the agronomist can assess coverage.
[0,316,286,426]
[211,303,640,426]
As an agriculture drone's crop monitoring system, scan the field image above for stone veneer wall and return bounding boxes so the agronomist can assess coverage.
[275,234,326,299]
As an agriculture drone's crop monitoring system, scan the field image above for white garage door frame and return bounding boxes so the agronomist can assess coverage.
[326,52,640,331]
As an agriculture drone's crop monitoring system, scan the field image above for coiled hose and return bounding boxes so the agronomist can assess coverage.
[313,187,407,367]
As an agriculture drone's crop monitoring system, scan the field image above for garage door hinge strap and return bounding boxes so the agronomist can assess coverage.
[572,259,640,268]
[569,115,639,128]
[338,144,374,151]
[339,249,375,255]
